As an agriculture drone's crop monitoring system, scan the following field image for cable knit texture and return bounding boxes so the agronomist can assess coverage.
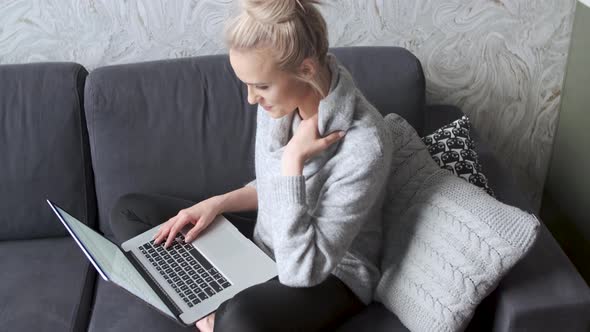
[374,113,540,332]
[244,52,393,305]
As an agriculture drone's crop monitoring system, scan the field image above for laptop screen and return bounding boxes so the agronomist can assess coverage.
[48,201,175,318]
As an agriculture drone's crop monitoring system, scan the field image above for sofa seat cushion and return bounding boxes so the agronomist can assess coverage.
[0,237,95,331]
[88,278,192,332]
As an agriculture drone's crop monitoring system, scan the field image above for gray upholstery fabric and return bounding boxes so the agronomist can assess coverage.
[336,303,408,331]
[336,300,497,332]
[331,47,425,133]
[0,62,96,240]
[84,46,426,236]
[492,224,590,331]
[0,237,96,332]
[84,55,258,236]
[88,278,193,332]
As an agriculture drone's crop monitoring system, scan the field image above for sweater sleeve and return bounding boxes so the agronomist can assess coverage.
[260,152,389,287]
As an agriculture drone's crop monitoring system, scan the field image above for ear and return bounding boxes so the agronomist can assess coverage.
[298,57,317,79]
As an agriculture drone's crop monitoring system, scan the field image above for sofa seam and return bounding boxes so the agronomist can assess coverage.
[72,64,89,229]
[88,71,101,234]
[69,63,90,332]
[75,264,96,332]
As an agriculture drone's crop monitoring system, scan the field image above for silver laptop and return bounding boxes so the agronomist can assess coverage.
[46,199,277,327]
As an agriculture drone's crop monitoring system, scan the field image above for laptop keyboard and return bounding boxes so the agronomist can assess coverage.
[139,234,232,308]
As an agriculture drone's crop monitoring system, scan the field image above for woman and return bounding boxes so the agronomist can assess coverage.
[110,0,392,331]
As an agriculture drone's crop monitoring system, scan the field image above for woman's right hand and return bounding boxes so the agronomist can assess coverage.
[153,196,223,248]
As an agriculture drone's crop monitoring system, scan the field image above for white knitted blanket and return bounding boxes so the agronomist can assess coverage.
[373,113,540,332]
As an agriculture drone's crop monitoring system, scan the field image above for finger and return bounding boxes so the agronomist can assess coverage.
[165,213,190,248]
[323,131,346,146]
[184,218,206,243]
[153,223,168,245]
[154,226,170,245]
[152,221,166,243]
[153,218,174,245]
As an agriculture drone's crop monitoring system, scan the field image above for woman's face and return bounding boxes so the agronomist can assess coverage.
[229,48,309,119]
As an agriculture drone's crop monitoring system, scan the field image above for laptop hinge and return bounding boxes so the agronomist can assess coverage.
[123,250,185,318]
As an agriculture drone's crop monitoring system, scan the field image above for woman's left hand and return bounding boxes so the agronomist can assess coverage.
[283,113,346,174]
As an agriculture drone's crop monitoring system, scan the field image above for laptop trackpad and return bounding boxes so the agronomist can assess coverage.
[181,216,243,268]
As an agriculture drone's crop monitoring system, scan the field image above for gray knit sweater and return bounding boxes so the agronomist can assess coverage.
[244,53,393,305]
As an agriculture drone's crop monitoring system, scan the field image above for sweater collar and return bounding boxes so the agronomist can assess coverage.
[267,52,357,153]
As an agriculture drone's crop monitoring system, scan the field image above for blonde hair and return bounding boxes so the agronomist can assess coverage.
[224,0,330,98]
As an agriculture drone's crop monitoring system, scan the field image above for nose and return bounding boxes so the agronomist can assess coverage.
[247,86,259,105]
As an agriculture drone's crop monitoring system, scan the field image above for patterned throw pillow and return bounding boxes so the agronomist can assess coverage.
[421,116,495,197]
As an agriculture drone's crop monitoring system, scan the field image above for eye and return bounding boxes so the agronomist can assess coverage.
[256,86,268,90]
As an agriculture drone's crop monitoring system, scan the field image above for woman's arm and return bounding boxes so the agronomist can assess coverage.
[262,147,390,287]
[154,183,257,246]
[212,184,258,213]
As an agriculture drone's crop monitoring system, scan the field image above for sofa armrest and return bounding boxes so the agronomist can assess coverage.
[424,105,590,331]
[472,126,590,332]
[491,224,590,332]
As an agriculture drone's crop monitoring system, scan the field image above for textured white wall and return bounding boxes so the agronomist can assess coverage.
[0,0,576,212]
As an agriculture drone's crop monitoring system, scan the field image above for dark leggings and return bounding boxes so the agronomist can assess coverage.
[109,192,365,331]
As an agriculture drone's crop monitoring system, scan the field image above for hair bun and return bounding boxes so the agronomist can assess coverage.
[242,0,319,25]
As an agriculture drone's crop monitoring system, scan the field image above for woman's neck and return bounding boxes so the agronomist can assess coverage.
[297,63,332,120]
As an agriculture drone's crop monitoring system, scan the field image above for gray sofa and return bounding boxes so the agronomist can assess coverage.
[1,46,588,332]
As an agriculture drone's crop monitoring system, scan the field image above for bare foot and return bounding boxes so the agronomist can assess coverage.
[195,312,215,332]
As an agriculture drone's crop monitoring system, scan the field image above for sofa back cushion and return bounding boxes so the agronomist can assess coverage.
[84,46,426,236]
[0,63,96,240]
[332,46,425,134]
